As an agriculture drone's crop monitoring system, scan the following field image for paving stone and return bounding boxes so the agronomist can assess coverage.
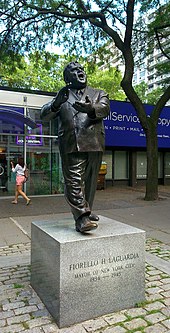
[102,326,127,333]
[55,323,87,333]
[32,309,50,318]
[144,323,168,332]
[0,319,6,327]
[26,317,52,329]
[2,301,25,311]
[29,297,41,305]
[14,305,38,315]
[123,318,148,330]
[124,307,147,317]
[145,312,167,324]
[146,287,164,294]
[146,281,163,287]
[144,301,165,311]
[37,303,46,310]
[0,299,10,306]
[24,328,43,333]
[148,270,163,276]
[0,323,25,333]
[0,276,10,282]
[82,317,107,331]
[146,294,164,302]
[161,291,170,297]
[7,313,30,325]
[162,284,170,291]
[161,306,170,316]
[147,275,162,282]
[0,290,18,301]
[42,323,60,332]
[104,313,127,325]
[161,278,170,284]
[0,309,14,320]
[162,319,170,329]
[163,299,170,306]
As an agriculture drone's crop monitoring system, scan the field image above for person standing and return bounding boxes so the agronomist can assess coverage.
[11,157,31,205]
[41,61,110,233]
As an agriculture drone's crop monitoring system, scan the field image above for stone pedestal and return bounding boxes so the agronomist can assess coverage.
[31,216,145,328]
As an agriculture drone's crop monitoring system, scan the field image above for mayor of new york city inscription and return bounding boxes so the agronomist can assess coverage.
[68,252,140,282]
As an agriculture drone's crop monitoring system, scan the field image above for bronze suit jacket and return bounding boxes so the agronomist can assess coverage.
[41,86,110,154]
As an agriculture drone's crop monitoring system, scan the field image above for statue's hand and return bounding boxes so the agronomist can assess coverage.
[73,95,95,117]
[52,86,69,110]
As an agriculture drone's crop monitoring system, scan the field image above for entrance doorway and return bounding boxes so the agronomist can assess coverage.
[0,134,63,197]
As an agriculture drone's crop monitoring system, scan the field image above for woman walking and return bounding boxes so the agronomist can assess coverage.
[11,157,31,205]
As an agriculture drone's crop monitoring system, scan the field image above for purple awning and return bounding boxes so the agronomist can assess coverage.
[0,108,37,129]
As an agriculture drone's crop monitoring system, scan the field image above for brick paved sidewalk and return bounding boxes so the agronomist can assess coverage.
[0,239,170,333]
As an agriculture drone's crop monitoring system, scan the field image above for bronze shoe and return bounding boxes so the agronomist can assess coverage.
[89,213,99,221]
[76,216,98,233]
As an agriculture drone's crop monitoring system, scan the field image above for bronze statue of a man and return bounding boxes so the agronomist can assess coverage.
[41,61,110,233]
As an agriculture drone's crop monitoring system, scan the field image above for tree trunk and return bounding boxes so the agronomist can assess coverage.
[145,122,158,200]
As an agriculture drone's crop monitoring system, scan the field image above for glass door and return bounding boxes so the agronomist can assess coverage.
[0,134,63,197]
[0,134,24,197]
[26,136,63,196]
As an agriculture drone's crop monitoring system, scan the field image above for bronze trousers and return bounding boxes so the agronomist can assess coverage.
[61,151,102,221]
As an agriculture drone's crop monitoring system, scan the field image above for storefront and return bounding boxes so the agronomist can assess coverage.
[0,88,63,197]
[103,100,170,187]
[0,88,170,197]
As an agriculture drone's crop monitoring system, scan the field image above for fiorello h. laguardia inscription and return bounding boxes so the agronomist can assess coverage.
[69,252,139,280]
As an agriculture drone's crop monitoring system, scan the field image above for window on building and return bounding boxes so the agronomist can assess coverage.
[114,151,129,180]
[165,153,170,178]
[137,152,147,179]
[102,151,112,179]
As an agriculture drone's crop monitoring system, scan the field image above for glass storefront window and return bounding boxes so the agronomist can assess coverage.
[27,107,50,136]
[27,107,59,137]
[158,152,163,178]
[0,133,63,197]
[26,138,63,196]
[102,151,112,179]
[114,151,129,180]
[137,151,163,179]
[165,152,170,178]
[137,152,147,179]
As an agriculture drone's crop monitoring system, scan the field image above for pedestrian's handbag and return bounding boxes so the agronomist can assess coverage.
[24,167,29,182]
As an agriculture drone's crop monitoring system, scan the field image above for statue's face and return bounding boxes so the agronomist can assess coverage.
[65,63,87,89]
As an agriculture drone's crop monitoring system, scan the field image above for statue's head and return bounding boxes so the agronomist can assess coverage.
[63,61,87,89]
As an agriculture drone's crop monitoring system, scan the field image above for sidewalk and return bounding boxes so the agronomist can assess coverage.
[0,186,170,333]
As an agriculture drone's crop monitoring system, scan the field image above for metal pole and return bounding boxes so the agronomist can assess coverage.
[23,97,27,193]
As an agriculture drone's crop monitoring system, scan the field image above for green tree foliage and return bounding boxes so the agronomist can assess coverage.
[134,81,163,105]
[0,0,170,200]
[0,51,125,99]
[0,51,64,90]
[87,66,125,100]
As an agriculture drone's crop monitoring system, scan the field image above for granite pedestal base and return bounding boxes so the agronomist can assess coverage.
[31,216,145,328]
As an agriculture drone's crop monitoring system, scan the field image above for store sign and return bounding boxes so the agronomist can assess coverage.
[104,101,170,148]
[16,124,43,146]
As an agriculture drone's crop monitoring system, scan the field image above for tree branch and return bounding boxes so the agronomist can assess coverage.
[19,0,107,22]
[124,0,135,47]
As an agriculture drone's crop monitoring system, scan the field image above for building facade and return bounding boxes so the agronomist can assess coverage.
[0,88,170,198]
